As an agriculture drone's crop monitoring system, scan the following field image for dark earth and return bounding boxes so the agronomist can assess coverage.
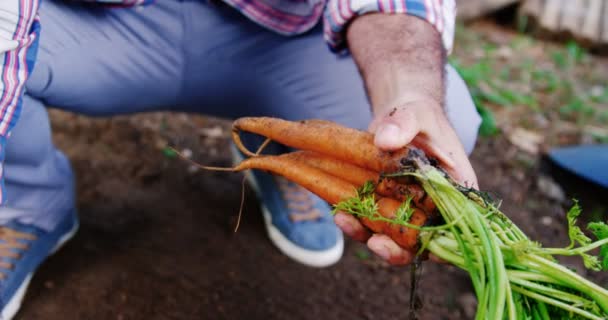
[13,108,606,320]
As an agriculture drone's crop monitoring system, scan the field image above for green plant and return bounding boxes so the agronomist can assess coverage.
[355,248,371,260]
[162,146,177,158]
[334,165,608,319]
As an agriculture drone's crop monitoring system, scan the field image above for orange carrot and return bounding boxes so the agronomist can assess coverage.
[233,154,358,205]
[232,117,408,172]
[281,151,378,185]
[177,114,434,250]
[228,154,427,251]
[361,197,427,249]
[376,179,436,213]
[281,151,436,213]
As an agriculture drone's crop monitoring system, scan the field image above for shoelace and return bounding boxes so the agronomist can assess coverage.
[0,227,36,280]
[277,178,322,222]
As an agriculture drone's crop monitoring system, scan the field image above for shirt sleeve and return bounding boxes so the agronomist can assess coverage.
[323,0,455,53]
[0,0,42,204]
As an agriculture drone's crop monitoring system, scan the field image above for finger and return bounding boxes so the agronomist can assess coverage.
[372,107,455,169]
[334,212,372,243]
[419,133,478,188]
[372,108,420,151]
[411,135,457,169]
[453,155,478,189]
[411,110,478,188]
[370,103,478,188]
[367,234,414,265]
[418,137,478,188]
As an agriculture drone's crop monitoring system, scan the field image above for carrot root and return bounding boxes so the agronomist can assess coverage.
[232,154,426,251]
[177,117,441,253]
[232,117,409,172]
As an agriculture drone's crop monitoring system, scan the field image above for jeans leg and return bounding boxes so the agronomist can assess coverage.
[2,0,185,230]
[445,65,482,154]
[1,96,74,231]
[27,0,184,115]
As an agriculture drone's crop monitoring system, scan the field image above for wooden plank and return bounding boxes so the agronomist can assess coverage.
[581,0,602,41]
[540,0,563,30]
[521,0,608,46]
[559,0,585,34]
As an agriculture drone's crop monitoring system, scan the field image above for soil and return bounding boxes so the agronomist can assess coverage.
[13,108,606,320]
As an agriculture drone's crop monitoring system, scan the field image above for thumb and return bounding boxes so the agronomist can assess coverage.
[372,110,419,150]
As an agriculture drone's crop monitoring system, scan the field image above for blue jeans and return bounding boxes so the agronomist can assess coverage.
[3,0,481,230]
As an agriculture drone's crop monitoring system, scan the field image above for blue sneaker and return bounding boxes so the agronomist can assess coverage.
[232,145,343,267]
[0,209,78,320]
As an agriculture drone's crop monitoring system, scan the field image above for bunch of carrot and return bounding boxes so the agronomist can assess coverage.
[194,117,608,319]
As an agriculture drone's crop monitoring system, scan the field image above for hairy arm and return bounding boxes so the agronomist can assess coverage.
[347,13,445,111]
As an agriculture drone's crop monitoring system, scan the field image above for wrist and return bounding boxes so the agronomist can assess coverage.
[346,14,446,114]
[369,78,444,118]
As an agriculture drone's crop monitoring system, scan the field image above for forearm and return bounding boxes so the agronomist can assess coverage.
[346,13,446,115]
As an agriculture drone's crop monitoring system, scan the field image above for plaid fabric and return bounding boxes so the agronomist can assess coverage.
[66,0,455,51]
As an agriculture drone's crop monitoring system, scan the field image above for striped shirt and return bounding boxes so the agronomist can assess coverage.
[0,0,455,203]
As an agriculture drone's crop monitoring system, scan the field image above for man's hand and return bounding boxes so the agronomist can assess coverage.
[369,99,477,187]
[335,99,477,265]
[334,13,478,265]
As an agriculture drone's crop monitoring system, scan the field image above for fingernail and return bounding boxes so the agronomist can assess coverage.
[376,124,400,140]
[369,243,391,260]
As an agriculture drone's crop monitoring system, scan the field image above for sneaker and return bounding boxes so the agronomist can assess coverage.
[0,209,78,320]
[231,145,343,268]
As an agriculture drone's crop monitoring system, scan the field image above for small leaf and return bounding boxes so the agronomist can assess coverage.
[566,41,586,63]
[476,105,499,137]
[566,201,591,248]
[355,249,371,260]
[357,180,376,197]
[162,147,177,158]
[332,182,378,219]
[482,91,511,107]
[582,253,601,271]
[588,222,608,270]
[551,51,568,69]
[396,197,414,223]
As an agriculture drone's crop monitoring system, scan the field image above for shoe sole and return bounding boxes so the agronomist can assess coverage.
[259,206,343,268]
[231,145,343,268]
[1,213,79,320]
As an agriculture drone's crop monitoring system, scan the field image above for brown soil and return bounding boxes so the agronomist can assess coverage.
[14,109,607,320]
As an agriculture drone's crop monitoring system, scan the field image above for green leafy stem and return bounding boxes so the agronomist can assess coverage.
[332,166,608,320]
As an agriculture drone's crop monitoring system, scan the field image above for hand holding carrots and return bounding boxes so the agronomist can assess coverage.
[219,116,473,265]
[335,100,478,265]
[370,100,478,188]
[341,13,473,264]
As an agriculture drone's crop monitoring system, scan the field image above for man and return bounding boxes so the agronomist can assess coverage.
[0,0,480,318]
